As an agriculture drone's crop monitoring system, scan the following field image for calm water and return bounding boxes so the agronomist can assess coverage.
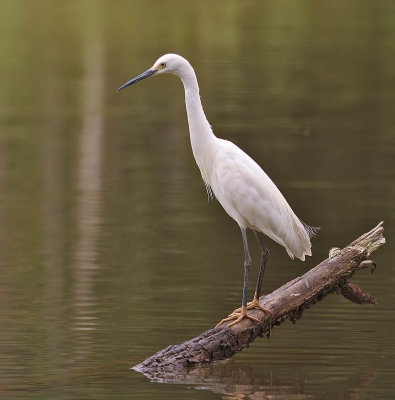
[1,1,394,399]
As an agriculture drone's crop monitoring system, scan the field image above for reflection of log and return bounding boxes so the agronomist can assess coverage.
[136,359,377,399]
[134,222,385,372]
[139,360,312,398]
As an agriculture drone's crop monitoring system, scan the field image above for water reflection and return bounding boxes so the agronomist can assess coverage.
[71,5,104,357]
[138,361,377,400]
[140,363,311,399]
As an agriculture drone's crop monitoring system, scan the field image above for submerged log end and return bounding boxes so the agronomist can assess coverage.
[132,327,245,372]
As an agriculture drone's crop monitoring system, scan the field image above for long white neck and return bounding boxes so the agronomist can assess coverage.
[178,66,217,182]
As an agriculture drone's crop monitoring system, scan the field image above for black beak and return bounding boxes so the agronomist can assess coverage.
[116,69,157,92]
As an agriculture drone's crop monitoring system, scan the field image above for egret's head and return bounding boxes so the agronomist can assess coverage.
[116,53,191,92]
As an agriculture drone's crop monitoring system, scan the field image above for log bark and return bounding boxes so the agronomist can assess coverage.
[133,222,385,373]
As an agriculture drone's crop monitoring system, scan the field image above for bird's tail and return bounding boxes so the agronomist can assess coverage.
[284,219,319,261]
[300,220,320,239]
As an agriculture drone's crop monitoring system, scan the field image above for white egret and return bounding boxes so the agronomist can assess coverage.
[117,54,317,327]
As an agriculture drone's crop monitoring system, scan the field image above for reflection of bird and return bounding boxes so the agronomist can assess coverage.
[117,54,317,327]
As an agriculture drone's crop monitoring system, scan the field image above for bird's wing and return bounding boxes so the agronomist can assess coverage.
[210,140,312,260]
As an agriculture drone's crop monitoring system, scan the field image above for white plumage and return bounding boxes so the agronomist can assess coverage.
[117,53,317,327]
[207,139,312,261]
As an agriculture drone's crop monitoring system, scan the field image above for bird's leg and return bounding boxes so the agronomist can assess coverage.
[216,229,260,327]
[228,231,271,315]
[249,230,271,313]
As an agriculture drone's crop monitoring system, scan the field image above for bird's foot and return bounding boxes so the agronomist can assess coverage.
[216,305,260,328]
[228,293,271,316]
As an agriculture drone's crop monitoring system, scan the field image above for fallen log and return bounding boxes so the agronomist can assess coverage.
[133,222,385,373]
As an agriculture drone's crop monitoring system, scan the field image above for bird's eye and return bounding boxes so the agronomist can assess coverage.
[160,62,166,68]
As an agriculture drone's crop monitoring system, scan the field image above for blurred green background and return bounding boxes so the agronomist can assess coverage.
[0,0,394,399]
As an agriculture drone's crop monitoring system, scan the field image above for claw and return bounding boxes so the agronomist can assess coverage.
[248,295,271,314]
[226,294,271,317]
[216,305,261,328]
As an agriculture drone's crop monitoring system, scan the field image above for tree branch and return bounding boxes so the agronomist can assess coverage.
[133,222,385,373]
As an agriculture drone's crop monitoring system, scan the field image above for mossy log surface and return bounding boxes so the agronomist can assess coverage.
[133,222,385,373]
